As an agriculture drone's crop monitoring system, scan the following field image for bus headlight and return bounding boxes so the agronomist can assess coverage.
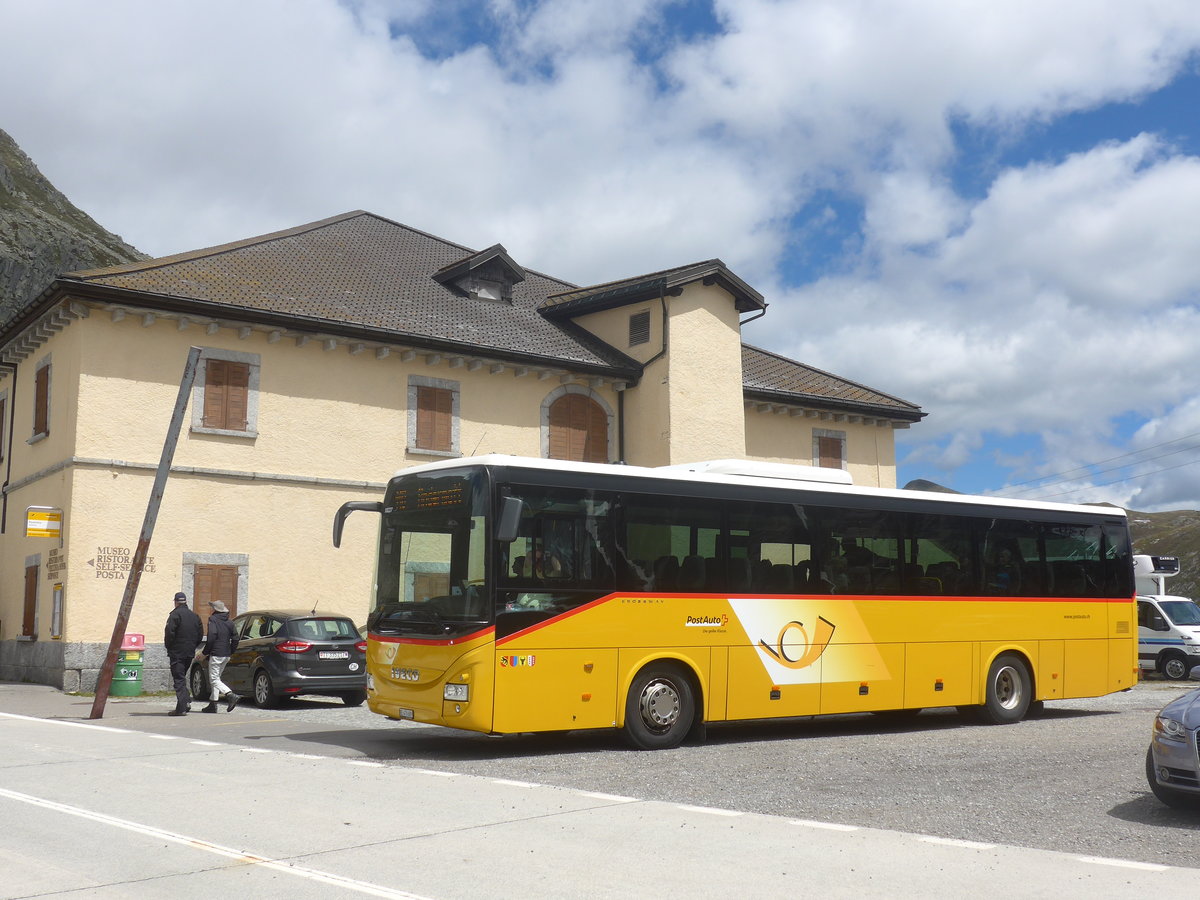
[1155,715,1188,741]
[444,683,469,702]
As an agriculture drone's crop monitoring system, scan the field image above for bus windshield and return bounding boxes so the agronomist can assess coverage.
[369,469,490,638]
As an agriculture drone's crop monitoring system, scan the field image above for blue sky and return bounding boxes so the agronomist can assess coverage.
[4,0,1200,510]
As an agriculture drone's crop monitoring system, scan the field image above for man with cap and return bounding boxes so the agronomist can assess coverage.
[200,600,241,712]
[163,591,203,716]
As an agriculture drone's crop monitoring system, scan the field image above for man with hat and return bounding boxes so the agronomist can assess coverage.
[163,591,203,716]
[200,600,241,713]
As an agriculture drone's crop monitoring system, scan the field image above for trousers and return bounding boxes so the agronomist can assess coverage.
[168,654,192,710]
[208,655,232,701]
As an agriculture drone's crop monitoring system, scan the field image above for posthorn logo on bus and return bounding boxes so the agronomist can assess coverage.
[758,616,836,670]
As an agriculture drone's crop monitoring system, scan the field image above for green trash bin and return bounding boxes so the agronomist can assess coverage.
[110,633,145,697]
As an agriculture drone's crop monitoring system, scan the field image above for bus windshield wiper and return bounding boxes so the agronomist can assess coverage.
[375,601,450,635]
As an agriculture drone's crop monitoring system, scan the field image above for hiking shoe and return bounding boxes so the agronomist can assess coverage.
[226,693,240,712]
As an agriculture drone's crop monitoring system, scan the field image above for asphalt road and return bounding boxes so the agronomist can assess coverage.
[14,677,1200,869]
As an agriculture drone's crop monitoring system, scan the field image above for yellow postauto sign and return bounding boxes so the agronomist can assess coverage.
[26,507,62,539]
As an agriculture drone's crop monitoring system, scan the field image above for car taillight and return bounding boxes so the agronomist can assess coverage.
[355,640,367,652]
[275,640,312,654]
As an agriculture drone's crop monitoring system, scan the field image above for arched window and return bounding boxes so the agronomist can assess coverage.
[548,393,609,462]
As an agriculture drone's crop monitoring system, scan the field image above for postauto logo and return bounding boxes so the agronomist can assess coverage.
[684,613,729,628]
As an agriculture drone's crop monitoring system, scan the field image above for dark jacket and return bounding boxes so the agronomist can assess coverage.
[203,611,239,657]
[164,604,203,657]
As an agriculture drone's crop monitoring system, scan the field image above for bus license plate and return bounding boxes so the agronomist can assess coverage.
[319,650,350,659]
[399,708,415,719]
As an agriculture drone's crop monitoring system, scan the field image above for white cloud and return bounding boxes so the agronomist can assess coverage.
[6,0,1200,505]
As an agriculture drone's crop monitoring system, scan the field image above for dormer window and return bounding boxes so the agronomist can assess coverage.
[433,243,526,303]
[470,277,505,302]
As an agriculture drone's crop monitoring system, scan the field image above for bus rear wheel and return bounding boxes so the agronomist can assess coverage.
[623,665,696,750]
[977,653,1031,724]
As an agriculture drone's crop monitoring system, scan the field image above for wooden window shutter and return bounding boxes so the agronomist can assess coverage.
[33,364,50,436]
[217,566,239,616]
[194,564,240,633]
[225,362,249,431]
[818,436,844,469]
[194,565,215,634]
[202,360,227,428]
[0,396,6,461]
[23,565,38,635]
[549,394,608,463]
[203,360,250,430]
[416,386,452,451]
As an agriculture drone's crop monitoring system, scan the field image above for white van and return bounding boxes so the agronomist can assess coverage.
[1135,554,1200,681]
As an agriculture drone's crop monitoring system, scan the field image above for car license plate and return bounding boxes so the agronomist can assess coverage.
[319,650,350,659]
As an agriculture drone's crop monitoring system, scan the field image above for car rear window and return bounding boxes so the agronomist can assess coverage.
[288,617,359,641]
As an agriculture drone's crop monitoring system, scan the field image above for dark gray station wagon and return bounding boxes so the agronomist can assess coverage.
[189,609,367,708]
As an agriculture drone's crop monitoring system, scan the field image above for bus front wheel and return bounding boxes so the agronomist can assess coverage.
[623,665,696,750]
[978,653,1031,724]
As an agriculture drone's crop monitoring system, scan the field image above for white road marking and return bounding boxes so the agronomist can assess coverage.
[919,836,996,850]
[790,819,859,831]
[1077,856,1169,872]
[0,711,130,733]
[0,786,433,900]
[676,804,742,816]
[575,791,637,803]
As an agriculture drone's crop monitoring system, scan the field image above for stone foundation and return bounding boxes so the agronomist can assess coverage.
[0,639,174,692]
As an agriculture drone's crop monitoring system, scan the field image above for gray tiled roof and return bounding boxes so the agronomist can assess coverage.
[43,210,921,419]
[742,344,924,421]
[542,259,765,317]
[63,211,635,374]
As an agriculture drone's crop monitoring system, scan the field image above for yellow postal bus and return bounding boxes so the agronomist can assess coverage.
[335,456,1136,749]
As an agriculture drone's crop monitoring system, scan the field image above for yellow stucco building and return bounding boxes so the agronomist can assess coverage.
[0,211,923,689]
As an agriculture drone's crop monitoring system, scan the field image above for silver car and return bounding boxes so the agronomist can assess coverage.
[1146,686,1200,807]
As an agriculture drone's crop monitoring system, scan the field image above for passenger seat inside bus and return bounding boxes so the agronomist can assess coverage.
[729,558,752,592]
[653,556,679,591]
[678,556,706,591]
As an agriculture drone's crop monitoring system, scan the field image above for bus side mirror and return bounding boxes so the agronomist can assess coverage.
[333,500,383,547]
[496,496,524,544]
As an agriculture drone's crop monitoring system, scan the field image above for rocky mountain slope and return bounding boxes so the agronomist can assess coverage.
[0,127,146,326]
[1126,508,1200,598]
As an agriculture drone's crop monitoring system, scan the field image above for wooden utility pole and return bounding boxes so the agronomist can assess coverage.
[90,347,202,719]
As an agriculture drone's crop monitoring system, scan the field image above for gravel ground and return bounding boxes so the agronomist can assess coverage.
[198,678,1200,867]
